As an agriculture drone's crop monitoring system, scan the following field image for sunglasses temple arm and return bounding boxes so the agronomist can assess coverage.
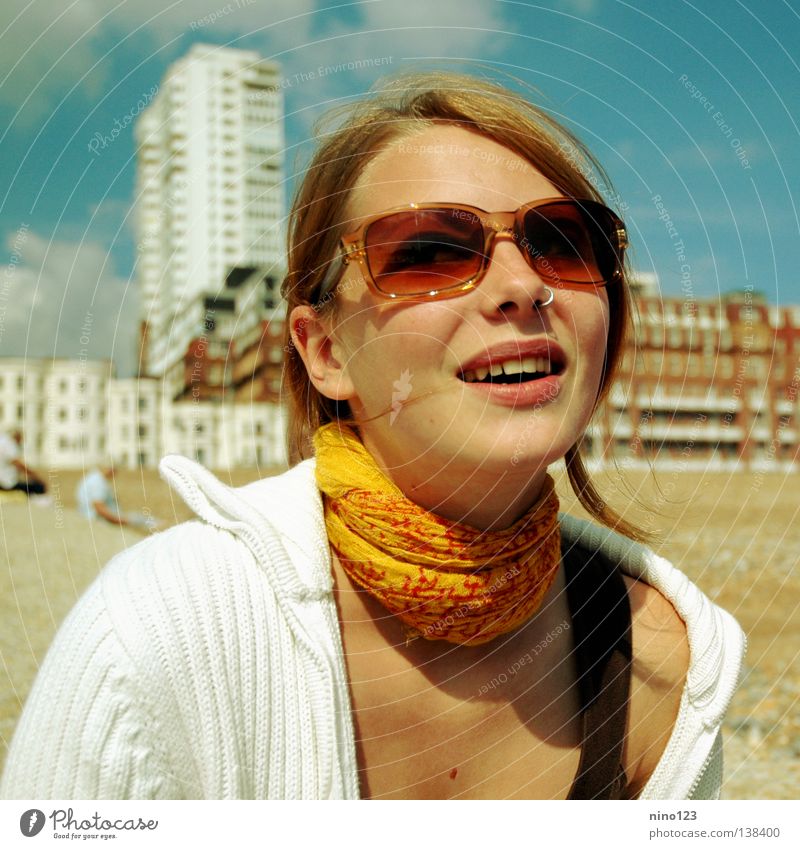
[315,254,346,304]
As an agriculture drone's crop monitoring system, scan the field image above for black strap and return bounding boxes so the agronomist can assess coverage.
[563,543,633,800]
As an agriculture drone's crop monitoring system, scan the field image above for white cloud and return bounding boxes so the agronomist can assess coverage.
[360,0,507,50]
[0,229,139,377]
[0,0,113,127]
[308,0,513,89]
[107,0,320,48]
[0,0,317,125]
[263,0,517,153]
[2,0,518,137]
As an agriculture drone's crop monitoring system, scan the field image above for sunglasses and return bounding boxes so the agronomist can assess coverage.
[317,197,627,302]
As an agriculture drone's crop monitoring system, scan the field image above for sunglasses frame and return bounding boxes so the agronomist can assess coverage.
[319,197,628,302]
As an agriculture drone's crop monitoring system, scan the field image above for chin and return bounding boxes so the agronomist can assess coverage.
[453,428,563,476]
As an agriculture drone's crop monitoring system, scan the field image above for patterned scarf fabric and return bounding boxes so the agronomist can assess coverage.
[314,423,561,645]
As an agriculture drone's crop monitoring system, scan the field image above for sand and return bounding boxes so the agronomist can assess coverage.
[1,465,798,799]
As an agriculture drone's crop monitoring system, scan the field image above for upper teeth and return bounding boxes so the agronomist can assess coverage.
[462,357,552,383]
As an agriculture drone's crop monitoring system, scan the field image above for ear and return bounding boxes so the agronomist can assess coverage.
[289,305,356,402]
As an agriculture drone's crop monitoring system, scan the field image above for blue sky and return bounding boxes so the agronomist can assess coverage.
[1,0,798,376]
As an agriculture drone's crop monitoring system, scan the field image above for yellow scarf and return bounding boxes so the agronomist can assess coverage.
[314,423,561,646]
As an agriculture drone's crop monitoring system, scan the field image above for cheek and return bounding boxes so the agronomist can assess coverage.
[339,330,414,412]
[571,294,611,386]
[340,309,458,414]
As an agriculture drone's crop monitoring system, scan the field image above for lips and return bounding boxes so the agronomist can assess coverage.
[457,339,566,385]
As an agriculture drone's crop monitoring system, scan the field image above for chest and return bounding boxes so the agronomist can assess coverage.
[336,582,586,800]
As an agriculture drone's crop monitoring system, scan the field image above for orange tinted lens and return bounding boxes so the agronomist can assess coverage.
[364,208,485,295]
[522,202,614,283]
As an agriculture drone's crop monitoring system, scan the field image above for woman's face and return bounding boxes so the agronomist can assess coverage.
[296,124,611,513]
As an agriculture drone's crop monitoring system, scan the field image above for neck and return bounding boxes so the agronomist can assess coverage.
[360,431,549,531]
[330,545,568,662]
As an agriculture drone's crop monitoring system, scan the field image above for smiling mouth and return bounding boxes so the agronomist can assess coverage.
[458,356,562,384]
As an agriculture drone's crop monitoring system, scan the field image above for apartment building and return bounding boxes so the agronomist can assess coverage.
[0,358,111,468]
[597,288,800,469]
[2,359,287,471]
[135,43,285,377]
[3,288,798,472]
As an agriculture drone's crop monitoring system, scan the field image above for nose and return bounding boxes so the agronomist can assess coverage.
[475,229,553,317]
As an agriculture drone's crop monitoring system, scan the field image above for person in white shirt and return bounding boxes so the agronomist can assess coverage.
[0,429,46,495]
[75,466,163,531]
[1,72,745,801]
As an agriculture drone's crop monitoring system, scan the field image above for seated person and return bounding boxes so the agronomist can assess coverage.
[76,466,163,532]
[0,430,47,496]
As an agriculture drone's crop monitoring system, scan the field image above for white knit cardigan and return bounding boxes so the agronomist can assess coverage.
[1,456,746,800]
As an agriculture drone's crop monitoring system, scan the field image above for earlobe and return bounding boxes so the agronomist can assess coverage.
[289,305,356,402]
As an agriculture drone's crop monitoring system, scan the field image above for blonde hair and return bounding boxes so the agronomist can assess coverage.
[281,71,645,541]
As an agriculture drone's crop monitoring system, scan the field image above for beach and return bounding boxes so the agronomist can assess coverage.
[1,464,797,798]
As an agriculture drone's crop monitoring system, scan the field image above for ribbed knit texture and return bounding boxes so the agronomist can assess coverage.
[1,459,745,800]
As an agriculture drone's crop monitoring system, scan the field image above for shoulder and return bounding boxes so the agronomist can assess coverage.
[559,513,745,797]
[624,573,690,677]
[78,469,105,492]
[622,573,690,797]
[158,454,321,538]
[98,519,264,615]
[90,458,330,647]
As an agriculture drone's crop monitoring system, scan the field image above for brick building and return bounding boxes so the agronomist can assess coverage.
[594,285,800,469]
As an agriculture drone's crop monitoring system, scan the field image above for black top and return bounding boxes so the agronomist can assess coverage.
[563,540,633,800]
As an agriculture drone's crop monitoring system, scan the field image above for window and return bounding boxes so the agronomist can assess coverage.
[720,356,734,379]
[58,407,68,422]
[138,424,148,438]
[650,325,664,347]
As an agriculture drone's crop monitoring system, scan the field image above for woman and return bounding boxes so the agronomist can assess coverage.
[1,73,744,800]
